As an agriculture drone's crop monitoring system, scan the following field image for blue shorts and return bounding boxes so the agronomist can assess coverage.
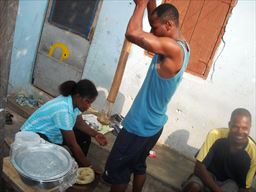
[102,128,162,184]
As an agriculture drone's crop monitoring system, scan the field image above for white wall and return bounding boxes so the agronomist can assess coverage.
[121,0,256,157]
[85,0,255,158]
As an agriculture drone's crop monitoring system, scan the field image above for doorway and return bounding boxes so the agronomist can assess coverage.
[33,0,101,96]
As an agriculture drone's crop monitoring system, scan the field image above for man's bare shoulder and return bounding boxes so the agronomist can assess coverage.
[156,37,183,58]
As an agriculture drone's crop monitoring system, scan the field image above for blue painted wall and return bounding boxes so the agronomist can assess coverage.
[9,0,48,93]
[82,0,134,87]
[81,0,134,110]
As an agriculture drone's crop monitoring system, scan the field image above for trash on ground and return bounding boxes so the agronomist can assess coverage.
[15,93,41,108]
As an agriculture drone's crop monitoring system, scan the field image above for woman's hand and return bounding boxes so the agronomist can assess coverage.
[61,130,92,167]
[95,133,108,146]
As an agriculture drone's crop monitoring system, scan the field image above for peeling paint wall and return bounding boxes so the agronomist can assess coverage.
[8,0,48,94]
[82,0,255,157]
[81,0,134,113]
[85,0,255,157]
[122,0,256,157]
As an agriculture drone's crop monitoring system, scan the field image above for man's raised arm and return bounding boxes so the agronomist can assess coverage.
[147,0,156,24]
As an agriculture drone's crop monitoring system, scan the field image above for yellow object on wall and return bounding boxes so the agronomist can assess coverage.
[48,42,70,62]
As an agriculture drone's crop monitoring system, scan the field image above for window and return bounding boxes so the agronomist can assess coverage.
[48,0,100,40]
[164,0,237,79]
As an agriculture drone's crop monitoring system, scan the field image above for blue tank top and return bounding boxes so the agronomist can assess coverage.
[123,41,190,137]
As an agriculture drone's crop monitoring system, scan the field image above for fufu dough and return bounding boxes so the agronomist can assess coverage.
[76,167,95,184]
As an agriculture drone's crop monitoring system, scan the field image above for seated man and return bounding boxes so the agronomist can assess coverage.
[182,108,256,192]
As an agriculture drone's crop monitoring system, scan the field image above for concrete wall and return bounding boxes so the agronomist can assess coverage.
[129,0,256,157]
[84,0,255,157]
[158,0,256,156]
[8,0,48,94]
[82,0,134,113]
[9,0,255,158]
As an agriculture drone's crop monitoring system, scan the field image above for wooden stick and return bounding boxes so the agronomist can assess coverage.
[107,38,132,103]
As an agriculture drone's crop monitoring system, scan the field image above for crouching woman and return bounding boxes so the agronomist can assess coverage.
[21,79,107,167]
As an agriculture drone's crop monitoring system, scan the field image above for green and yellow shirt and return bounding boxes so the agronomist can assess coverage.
[196,128,256,189]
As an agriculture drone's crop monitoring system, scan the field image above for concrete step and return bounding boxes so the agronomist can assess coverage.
[7,95,36,119]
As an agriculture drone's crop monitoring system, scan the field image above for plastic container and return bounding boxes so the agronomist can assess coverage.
[10,132,78,191]
[14,131,42,146]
